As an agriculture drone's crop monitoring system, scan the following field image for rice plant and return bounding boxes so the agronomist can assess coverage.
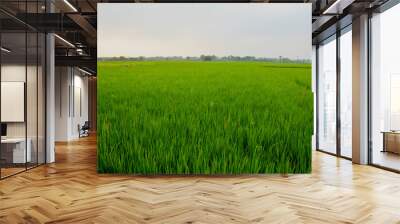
[97,61,313,174]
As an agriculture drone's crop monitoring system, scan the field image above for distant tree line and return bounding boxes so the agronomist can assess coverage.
[98,55,311,63]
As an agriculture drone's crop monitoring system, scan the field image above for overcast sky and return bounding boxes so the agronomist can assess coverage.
[98,4,311,59]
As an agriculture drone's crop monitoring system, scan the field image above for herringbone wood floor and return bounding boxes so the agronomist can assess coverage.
[1,135,400,224]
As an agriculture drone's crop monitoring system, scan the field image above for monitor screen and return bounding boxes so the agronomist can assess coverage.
[1,123,7,137]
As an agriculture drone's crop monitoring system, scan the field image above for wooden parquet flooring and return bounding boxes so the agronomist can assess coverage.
[1,135,400,223]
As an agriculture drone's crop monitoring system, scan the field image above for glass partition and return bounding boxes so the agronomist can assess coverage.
[317,35,337,154]
[1,31,28,177]
[339,27,352,158]
[370,3,400,171]
[0,3,46,179]
[27,31,38,169]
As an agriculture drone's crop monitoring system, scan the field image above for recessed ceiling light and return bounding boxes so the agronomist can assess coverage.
[63,0,78,12]
[322,0,354,14]
[78,67,93,76]
[1,47,11,53]
[54,34,75,48]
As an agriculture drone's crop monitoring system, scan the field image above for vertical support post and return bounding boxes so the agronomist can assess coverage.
[314,45,320,151]
[336,30,341,156]
[46,0,55,163]
[312,45,318,150]
[367,12,373,165]
[25,2,28,170]
[352,14,369,164]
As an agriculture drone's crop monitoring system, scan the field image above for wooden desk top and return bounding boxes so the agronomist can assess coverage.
[1,138,29,144]
[381,131,400,134]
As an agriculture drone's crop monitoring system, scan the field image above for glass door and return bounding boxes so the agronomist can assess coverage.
[317,35,337,154]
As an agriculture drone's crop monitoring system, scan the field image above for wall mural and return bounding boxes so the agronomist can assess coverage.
[97,3,313,174]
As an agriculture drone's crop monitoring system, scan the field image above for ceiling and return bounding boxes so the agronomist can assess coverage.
[0,0,392,74]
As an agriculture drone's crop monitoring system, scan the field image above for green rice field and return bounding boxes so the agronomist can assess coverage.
[97,61,313,174]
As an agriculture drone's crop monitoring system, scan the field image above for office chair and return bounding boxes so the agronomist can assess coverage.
[79,121,90,138]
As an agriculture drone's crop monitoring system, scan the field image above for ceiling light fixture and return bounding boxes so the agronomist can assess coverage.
[322,0,349,15]
[54,34,75,48]
[63,0,78,12]
[78,67,93,76]
[76,48,85,55]
[1,47,11,53]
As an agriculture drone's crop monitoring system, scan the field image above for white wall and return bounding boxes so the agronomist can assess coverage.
[1,65,38,138]
[71,73,89,138]
[1,64,26,81]
[55,67,89,141]
[1,65,26,140]
[1,63,46,164]
[1,65,26,127]
[55,66,70,141]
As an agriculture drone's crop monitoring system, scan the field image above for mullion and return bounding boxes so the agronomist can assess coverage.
[316,45,319,151]
[0,25,2,179]
[36,0,39,168]
[25,0,28,171]
[336,30,341,157]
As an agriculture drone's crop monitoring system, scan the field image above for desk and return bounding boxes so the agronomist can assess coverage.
[1,138,31,163]
[382,131,400,154]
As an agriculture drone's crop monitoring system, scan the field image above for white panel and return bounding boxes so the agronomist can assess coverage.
[1,82,25,122]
